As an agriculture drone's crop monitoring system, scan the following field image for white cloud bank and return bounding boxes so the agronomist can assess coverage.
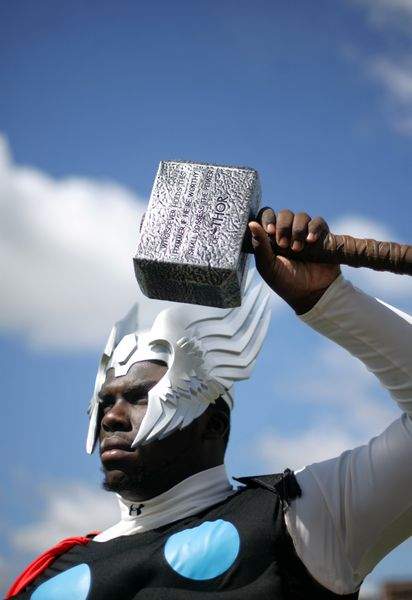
[0,136,279,352]
[11,481,118,554]
[0,134,409,351]
[0,134,178,350]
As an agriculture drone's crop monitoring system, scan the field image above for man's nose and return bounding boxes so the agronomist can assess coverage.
[101,399,132,432]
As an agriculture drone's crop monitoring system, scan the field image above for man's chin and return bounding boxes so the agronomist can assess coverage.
[101,466,145,494]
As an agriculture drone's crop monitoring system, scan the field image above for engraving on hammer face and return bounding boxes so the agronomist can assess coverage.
[172,169,200,256]
[212,195,230,235]
[159,169,186,253]
[188,167,214,256]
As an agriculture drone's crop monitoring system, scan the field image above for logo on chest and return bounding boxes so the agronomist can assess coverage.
[164,519,240,580]
[129,503,144,516]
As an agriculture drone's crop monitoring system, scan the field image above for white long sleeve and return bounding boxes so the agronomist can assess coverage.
[284,275,412,594]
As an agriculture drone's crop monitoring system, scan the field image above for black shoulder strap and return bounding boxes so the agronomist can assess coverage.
[233,468,302,505]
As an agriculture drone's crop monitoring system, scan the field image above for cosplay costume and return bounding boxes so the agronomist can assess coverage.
[8,274,412,599]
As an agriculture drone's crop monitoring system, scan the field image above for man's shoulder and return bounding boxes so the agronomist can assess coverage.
[233,469,302,504]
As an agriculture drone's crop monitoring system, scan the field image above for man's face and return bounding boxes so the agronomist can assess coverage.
[98,359,211,501]
[98,360,167,496]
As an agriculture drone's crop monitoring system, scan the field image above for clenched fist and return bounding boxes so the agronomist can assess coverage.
[249,208,341,314]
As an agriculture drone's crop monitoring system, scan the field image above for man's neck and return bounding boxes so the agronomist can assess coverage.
[108,448,223,502]
[94,464,234,542]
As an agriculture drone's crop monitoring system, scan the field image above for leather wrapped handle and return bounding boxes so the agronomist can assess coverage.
[244,231,412,275]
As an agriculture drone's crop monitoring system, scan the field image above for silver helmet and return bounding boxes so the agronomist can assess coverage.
[86,269,271,453]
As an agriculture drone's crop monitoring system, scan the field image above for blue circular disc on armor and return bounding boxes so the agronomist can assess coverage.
[30,563,91,600]
[164,519,240,580]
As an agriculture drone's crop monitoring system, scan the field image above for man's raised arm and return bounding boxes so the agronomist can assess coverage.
[289,275,412,593]
[249,210,412,595]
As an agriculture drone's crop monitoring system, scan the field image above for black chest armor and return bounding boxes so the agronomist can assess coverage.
[16,473,359,600]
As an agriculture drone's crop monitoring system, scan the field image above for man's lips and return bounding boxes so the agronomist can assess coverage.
[100,437,134,460]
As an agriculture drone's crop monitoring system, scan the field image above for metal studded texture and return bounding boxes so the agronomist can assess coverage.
[134,160,261,307]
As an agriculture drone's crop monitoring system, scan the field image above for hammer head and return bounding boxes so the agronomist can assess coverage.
[134,160,261,308]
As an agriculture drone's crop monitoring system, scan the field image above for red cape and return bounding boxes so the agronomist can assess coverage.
[6,532,99,598]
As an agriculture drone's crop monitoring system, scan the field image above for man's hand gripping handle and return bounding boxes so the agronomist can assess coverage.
[245,208,412,276]
[247,208,411,316]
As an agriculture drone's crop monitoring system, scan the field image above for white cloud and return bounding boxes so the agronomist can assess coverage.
[331,215,412,302]
[355,0,412,28]
[292,343,399,427]
[371,58,412,104]
[0,134,178,350]
[0,134,281,351]
[11,481,118,554]
[368,57,412,133]
[258,425,356,472]
[331,215,392,242]
[352,0,412,134]
[255,340,400,471]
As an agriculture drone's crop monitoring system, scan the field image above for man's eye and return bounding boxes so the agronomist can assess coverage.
[130,397,148,406]
[100,397,114,410]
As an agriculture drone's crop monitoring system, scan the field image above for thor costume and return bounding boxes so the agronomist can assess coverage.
[7,209,412,599]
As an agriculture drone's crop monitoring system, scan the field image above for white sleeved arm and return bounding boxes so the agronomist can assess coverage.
[284,275,412,594]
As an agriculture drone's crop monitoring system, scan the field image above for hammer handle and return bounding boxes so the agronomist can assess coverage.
[272,233,412,275]
[243,231,412,275]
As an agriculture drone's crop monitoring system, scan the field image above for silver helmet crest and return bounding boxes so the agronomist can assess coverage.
[86,269,271,453]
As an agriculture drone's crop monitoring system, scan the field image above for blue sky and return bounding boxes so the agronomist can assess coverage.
[1,1,411,596]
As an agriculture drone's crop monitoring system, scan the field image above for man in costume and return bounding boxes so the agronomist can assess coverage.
[7,209,412,599]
